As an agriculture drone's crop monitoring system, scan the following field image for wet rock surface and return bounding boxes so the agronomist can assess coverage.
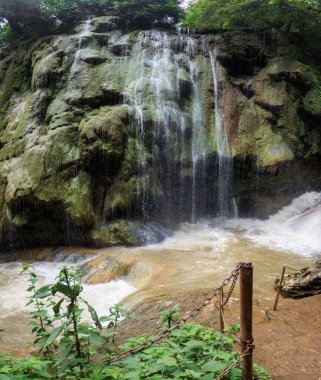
[0,18,321,250]
[279,261,321,299]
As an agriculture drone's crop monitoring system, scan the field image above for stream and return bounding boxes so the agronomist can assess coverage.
[0,191,320,351]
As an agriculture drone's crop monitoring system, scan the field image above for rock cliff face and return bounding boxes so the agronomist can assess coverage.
[0,17,320,249]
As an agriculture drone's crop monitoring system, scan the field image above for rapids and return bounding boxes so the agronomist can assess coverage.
[0,192,320,350]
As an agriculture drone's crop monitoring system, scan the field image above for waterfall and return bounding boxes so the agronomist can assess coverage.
[210,49,237,218]
[123,31,209,223]
[78,19,91,49]
[70,19,92,76]
[187,38,207,223]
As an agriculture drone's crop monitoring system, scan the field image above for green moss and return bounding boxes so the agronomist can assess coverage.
[0,50,30,110]
[63,172,95,226]
[11,214,28,227]
[258,142,294,167]
[32,50,63,90]
[15,96,31,138]
[0,95,32,162]
[303,68,321,115]
[91,220,139,246]
[104,177,139,216]
[80,105,128,171]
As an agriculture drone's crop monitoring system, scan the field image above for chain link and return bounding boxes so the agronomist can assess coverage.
[214,341,255,380]
[105,262,248,364]
[221,269,240,307]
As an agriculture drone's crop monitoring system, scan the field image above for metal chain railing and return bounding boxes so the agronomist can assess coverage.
[105,262,249,365]
[214,340,255,380]
[221,267,240,307]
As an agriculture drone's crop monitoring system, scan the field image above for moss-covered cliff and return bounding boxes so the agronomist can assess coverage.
[0,18,320,250]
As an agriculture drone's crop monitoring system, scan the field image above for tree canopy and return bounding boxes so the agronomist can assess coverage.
[0,0,182,43]
[183,0,321,59]
[0,0,108,38]
[112,0,182,28]
[183,0,321,34]
[1,0,321,56]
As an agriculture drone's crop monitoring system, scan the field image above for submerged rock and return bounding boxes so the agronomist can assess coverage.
[278,261,321,299]
[91,220,172,247]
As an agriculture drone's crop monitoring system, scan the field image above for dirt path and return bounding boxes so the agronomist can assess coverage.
[118,291,321,380]
[252,295,321,380]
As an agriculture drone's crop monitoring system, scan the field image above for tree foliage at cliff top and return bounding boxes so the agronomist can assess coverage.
[0,0,107,39]
[112,0,182,28]
[183,0,321,34]
[0,0,182,43]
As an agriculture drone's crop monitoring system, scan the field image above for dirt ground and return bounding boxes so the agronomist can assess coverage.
[118,290,321,380]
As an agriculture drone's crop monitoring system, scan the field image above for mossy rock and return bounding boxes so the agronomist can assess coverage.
[79,105,129,176]
[32,50,64,90]
[90,16,119,33]
[302,67,321,116]
[91,220,140,246]
[62,172,95,227]
[91,219,170,247]
[80,48,107,65]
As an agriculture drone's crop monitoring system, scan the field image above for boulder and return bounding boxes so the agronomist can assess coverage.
[277,261,321,299]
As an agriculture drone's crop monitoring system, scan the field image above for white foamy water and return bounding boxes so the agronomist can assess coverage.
[0,259,136,320]
[145,192,321,257]
[227,192,321,256]
[0,192,320,349]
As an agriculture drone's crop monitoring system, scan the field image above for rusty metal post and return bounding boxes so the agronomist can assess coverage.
[273,266,286,311]
[240,263,253,380]
[219,287,224,333]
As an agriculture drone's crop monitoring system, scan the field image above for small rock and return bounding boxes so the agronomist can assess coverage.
[277,261,321,299]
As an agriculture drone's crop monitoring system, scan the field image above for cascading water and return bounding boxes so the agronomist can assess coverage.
[78,19,91,49]
[186,37,207,223]
[69,19,92,82]
[210,49,237,219]
[123,30,210,223]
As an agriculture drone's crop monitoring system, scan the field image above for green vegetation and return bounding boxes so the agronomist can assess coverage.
[183,0,321,33]
[0,0,182,44]
[0,0,108,39]
[111,0,182,28]
[183,0,321,59]
[0,264,270,379]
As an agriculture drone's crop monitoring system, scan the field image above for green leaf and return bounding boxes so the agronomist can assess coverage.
[89,331,106,346]
[32,310,47,318]
[157,355,178,367]
[202,361,227,373]
[34,284,53,299]
[85,301,102,329]
[44,326,63,348]
[216,351,233,360]
[53,345,72,367]
[230,367,242,379]
[122,371,140,380]
[0,374,11,380]
[53,299,64,315]
[52,283,74,298]
[71,284,81,296]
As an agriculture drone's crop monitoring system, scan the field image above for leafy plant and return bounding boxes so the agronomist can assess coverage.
[0,353,52,380]
[0,265,271,379]
[100,303,132,343]
[22,263,55,358]
[22,265,110,376]
[160,304,180,328]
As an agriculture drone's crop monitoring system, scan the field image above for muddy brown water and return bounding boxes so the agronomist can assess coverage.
[0,192,320,361]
